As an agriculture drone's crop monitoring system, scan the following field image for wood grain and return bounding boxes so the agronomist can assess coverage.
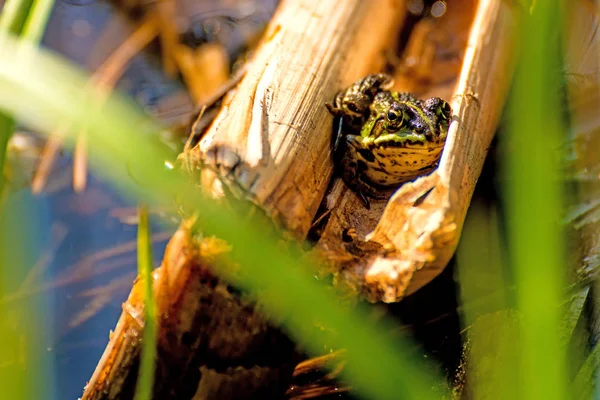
[193,0,406,237]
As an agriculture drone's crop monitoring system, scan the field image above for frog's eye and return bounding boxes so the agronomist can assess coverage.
[386,103,405,128]
[425,98,452,120]
[439,101,452,119]
[346,103,360,114]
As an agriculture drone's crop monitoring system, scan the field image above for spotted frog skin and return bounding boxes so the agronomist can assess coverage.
[326,74,452,207]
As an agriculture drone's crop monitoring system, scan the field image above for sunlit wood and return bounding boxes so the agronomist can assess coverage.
[193,0,406,237]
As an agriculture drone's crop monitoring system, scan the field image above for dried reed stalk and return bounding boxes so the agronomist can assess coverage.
[193,0,406,237]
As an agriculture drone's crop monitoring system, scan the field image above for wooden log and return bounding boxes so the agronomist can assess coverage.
[193,0,406,237]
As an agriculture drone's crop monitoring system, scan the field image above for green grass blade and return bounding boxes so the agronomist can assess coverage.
[0,0,53,196]
[0,114,14,195]
[457,203,519,399]
[134,204,157,400]
[504,2,568,399]
[0,0,34,35]
[0,33,446,400]
[0,193,49,399]
[0,7,53,399]
[573,338,600,399]
[21,0,54,44]
[0,0,30,197]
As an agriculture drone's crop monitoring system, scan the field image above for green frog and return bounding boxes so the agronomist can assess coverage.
[326,74,452,208]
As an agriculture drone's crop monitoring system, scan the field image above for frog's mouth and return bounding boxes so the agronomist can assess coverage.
[372,115,447,143]
[369,122,447,148]
[382,138,446,149]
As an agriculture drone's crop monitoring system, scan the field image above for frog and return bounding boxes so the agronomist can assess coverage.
[326,74,452,208]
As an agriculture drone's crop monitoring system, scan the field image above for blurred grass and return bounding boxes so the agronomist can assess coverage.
[0,0,53,196]
[0,32,444,399]
[20,0,54,44]
[504,2,568,399]
[455,1,577,399]
[0,2,54,399]
[134,205,157,400]
[457,1,571,400]
[0,193,49,400]
[0,0,35,34]
[0,0,30,197]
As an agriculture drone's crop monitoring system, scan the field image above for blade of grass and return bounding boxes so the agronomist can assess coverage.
[0,0,32,197]
[0,33,446,399]
[457,204,517,398]
[0,114,14,196]
[134,204,157,400]
[20,0,53,44]
[504,2,568,399]
[0,0,53,197]
[0,0,34,34]
[573,338,600,399]
[0,193,49,399]
[0,5,54,399]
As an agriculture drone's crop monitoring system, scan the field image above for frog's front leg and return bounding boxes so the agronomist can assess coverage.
[335,135,383,209]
